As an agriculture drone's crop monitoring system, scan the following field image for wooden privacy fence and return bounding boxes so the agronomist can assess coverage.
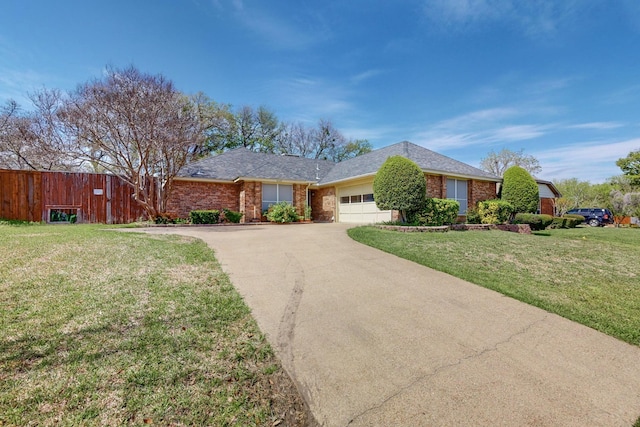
[0,169,151,224]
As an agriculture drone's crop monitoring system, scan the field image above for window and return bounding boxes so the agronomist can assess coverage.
[341,193,374,204]
[446,179,468,214]
[48,208,79,223]
[262,184,293,211]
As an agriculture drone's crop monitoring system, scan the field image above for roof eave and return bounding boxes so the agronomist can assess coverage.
[234,176,317,185]
[174,176,235,184]
[320,169,501,186]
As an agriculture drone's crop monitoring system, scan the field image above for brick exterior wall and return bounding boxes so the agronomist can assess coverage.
[310,186,335,222]
[168,176,498,223]
[540,198,555,216]
[469,180,497,208]
[426,174,445,198]
[293,184,308,217]
[166,180,239,218]
[426,175,497,211]
[240,181,262,222]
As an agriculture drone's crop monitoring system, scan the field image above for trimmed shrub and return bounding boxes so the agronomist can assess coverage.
[564,213,586,223]
[465,206,482,224]
[513,213,553,231]
[502,166,539,214]
[154,212,179,224]
[222,208,243,223]
[266,201,298,223]
[548,216,582,229]
[373,155,426,222]
[408,198,459,226]
[189,210,220,224]
[476,199,514,224]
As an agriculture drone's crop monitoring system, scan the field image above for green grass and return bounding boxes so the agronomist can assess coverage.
[0,223,306,426]
[348,225,640,346]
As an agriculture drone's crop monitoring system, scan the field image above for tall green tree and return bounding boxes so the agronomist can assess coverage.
[333,139,372,162]
[373,156,426,222]
[616,150,640,187]
[501,166,539,214]
[553,178,612,208]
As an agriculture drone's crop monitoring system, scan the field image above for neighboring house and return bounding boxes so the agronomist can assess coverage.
[536,179,562,216]
[167,141,501,223]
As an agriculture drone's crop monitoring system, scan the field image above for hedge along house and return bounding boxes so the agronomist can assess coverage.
[166,141,502,223]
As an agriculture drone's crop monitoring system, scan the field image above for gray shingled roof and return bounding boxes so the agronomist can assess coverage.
[178,141,500,183]
[318,141,500,184]
[179,148,335,182]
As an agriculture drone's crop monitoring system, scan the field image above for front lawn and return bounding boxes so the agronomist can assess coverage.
[348,226,640,346]
[0,223,308,426]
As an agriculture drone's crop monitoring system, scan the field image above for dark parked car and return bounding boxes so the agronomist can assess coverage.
[566,208,614,227]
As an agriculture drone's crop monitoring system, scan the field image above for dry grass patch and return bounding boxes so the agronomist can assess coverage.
[0,223,311,426]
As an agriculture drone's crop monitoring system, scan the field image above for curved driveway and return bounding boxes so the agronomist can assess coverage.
[141,223,640,426]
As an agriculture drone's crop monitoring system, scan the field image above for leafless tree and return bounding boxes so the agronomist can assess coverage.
[480,148,542,177]
[51,66,205,219]
[276,122,315,157]
[0,98,75,170]
[275,119,371,161]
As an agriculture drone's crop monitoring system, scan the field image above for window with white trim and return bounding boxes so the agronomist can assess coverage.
[339,193,375,204]
[446,179,468,214]
[262,184,293,211]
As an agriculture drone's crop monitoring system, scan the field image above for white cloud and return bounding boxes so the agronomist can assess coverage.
[422,0,591,39]
[410,107,549,150]
[229,2,327,50]
[533,138,640,183]
[0,67,51,105]
[269,76,354,123]
[568,122,624,130]
[350,69,384,85]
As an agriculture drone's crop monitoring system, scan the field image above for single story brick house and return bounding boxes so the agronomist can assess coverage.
[166,141,502,223]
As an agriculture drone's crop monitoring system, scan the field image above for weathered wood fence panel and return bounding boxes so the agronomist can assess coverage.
[0,169,42,222]
[0,169,150,224]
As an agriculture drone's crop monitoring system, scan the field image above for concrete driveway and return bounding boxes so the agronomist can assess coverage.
[141,223,640,426]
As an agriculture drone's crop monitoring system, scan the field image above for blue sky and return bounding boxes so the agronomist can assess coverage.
[1,1,639,183]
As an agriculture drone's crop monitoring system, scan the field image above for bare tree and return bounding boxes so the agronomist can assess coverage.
[0,98,76,170]
[51,66,205,219]
[480,148,542,177]
[275,122,314,157]
[275,119,370,161]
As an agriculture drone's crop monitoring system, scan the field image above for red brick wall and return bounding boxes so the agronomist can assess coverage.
[426,174,445,198]
[166,180,239,218]
[240,181,262,222]
[293,184,308,217]
[311,186,335,222]
[426,175,497,211]
[469,180,498,209]
[540,198,554,216]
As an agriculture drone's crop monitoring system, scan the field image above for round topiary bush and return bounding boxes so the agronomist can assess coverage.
[373,155,426,222]
[501,166,539,214]
[266,201,298,223]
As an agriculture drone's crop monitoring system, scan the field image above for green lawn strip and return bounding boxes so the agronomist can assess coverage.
[348,226,640,346]
[0,224,298,426]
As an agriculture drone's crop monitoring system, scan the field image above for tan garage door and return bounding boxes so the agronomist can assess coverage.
[337,183,392,223]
